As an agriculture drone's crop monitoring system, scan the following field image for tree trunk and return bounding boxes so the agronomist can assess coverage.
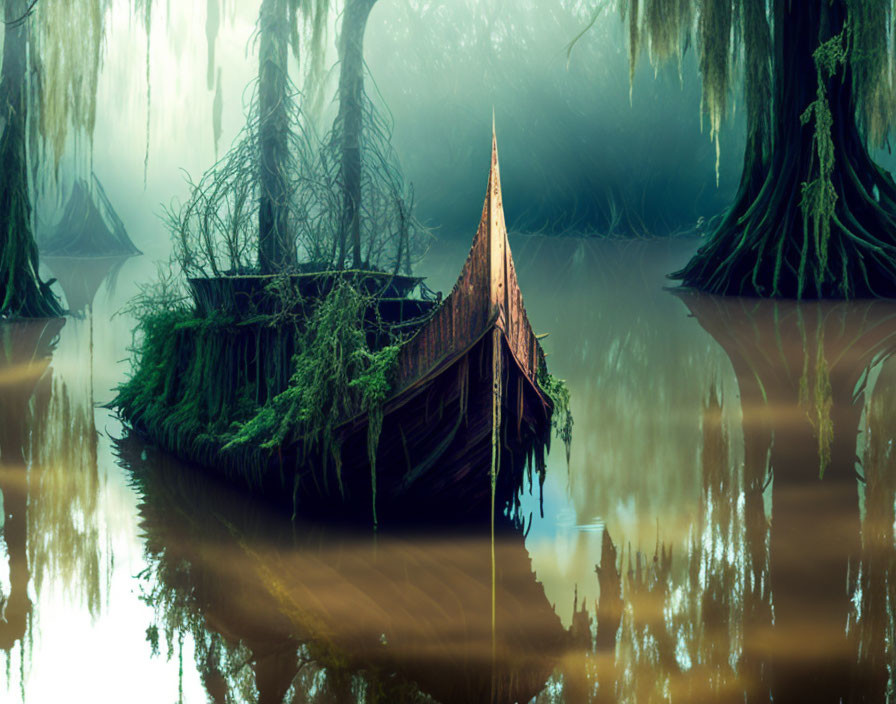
[0,0,63,318]
[257,0,296,274]
[336,0,377,270]
[674,1,896,298]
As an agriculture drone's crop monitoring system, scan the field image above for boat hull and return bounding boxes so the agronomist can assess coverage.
[133,324,551,524]
[116,127,556,524]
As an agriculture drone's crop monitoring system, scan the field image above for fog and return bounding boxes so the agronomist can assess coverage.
[34,0,748,262]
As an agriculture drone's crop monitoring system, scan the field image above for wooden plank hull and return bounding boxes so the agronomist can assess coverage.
[216,325,551,522]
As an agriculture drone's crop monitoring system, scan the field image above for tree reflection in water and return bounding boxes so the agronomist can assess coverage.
[546,296,896,703]
[0,310,113,688]
[5,240,896,702]
[0,320,63,656]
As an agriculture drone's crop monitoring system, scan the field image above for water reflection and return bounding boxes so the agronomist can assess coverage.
[120,435,569,703]
[0,320,63,652]
[44,255,130,317]
[28,316,107,617]
[559,294,896,703]
[678,295,896,701]
[0,312,113,688]
[5,239,896,702]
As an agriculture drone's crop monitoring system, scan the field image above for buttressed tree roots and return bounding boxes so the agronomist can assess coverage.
[618,0,896,299]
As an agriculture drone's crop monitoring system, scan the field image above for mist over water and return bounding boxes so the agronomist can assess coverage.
[36,0,746,262]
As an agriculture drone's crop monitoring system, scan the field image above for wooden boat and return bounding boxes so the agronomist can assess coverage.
[119,130,554,524]
[323,129,554,521]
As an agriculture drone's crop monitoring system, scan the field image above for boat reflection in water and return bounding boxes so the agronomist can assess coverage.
[118,434,568,704]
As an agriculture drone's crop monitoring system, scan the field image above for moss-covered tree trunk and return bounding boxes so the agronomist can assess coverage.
[257,0,296,273]
[336,0,377,269]
[674,1,896,298]
[0,0,63,318]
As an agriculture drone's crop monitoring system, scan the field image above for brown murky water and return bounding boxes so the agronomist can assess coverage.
[2,239,896,703]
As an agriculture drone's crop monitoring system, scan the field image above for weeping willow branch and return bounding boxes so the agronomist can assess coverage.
[597,0,896,298]
[166,75,429,278]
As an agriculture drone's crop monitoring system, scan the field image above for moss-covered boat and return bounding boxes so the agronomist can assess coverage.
[115,134,558,524]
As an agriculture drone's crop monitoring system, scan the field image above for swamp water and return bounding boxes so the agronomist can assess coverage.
[2,238,896,703]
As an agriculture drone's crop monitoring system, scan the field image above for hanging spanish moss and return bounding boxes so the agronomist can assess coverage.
[32,0,106,175]
[113,276,402,522]
[205,0,220,91]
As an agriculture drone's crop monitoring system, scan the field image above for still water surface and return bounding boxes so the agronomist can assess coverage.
[1,238,896,703]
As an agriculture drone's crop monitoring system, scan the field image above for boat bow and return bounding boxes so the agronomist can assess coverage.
[394,127,547,400]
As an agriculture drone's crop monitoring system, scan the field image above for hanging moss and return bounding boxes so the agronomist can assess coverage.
[225,282,399,508]
[537,363,573,465]
[32,0,107,173]
[799,28,848,297]
[846,0,896,146]
[644,0,693,68]
[114,279,400,524]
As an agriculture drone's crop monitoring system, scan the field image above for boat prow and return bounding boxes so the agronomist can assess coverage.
[333,127,554,520]
[392,126,549,403]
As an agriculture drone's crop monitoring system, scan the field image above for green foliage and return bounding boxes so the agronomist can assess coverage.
[226,282,399,504]
[800,28,848,297]
[115,280,400,524]
[350,342,400,529]
[538,365,573,465]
